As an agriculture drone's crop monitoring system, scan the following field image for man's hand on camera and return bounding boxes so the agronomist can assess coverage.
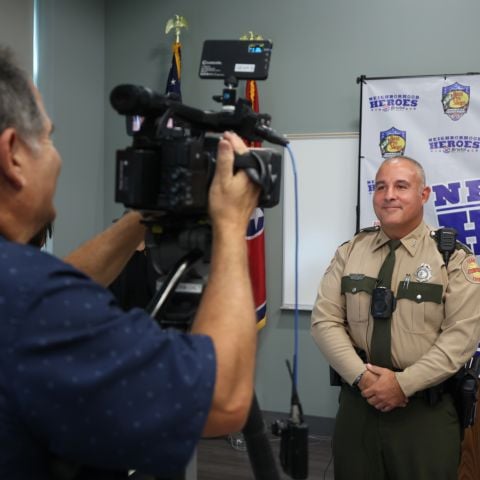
[193,132,260,436]
[208,132,260,233]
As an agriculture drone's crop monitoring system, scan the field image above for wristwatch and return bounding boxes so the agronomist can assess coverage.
[352,372,365,390]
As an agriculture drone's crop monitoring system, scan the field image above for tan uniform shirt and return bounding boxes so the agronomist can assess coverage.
[311,221,480,397]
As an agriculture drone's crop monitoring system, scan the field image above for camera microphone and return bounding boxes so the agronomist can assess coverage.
[254,125,289,147]
[110,84,177,116]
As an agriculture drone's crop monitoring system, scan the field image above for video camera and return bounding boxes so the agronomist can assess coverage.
[109,40,287,330]
[110,39,287,219]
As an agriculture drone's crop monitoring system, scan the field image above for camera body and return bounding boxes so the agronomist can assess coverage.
[115,130,282,215]
[271,418,308,479]
[116,133,207,214]
[111,40,286,218]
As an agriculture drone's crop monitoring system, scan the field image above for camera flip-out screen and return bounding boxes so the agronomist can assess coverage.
[199,40,273,81]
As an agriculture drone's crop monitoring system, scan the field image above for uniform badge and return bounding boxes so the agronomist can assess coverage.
[414,264,432,282]
[462,255,480,283]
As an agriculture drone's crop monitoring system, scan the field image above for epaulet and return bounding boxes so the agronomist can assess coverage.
[338,226,379,249]
[355,225,380,236]
[454,239,473,255]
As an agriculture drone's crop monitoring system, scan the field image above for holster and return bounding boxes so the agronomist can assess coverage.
[447,366,479,429]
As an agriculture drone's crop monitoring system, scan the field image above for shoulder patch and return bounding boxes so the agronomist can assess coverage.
[461,255,480,283]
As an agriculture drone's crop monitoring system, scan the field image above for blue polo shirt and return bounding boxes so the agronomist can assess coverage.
[0,237,216,479]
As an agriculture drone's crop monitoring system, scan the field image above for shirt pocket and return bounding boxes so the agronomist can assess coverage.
[341,275,376,323]
[395,281,444,333]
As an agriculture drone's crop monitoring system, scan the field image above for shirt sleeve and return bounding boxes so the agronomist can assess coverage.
[6,253,216,477]
[396,248,480,396]
[311,241,366,385]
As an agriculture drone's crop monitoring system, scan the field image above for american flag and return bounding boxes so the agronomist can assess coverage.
[165,41,182,99]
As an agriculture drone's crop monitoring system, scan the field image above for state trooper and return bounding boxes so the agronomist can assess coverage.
[311,155,480,480]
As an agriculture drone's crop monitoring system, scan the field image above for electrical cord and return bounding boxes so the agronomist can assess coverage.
[286,143,300,390]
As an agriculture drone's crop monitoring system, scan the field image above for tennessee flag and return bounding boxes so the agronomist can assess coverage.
[247,208,267,329]
[165,41,182,99]
[245,79,267,329]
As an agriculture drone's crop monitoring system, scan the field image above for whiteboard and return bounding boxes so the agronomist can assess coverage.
[282,133,359,310]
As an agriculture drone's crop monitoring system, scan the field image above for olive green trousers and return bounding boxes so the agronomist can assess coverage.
[333,385,461,480]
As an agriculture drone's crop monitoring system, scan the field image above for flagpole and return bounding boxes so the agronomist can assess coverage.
[164,16,195,480]
[236,31,281,480]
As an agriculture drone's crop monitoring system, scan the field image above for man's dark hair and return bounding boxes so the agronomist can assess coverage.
[28,223,54,248]
[0,46,44,146]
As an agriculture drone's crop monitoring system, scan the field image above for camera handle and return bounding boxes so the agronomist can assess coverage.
[234,151,269,189]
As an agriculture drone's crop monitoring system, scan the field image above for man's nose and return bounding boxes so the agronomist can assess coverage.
[384,186,396,199]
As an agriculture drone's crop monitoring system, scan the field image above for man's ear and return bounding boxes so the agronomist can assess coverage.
[421,185,431,205]
[0,128,27,189]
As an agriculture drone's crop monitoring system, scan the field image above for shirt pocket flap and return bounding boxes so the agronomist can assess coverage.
[396,282,443,304]
[341,275,377,295]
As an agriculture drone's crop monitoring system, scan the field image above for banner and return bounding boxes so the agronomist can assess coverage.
[245,79,267,329]
[359,74,480,256]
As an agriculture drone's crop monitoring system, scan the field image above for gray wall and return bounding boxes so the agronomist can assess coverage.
[24,0,480,422]
[36,0,106,257]
[0,0,33,75]
[103,0,480,420]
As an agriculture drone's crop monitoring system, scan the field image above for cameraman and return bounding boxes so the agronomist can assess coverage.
[0,46,260,479]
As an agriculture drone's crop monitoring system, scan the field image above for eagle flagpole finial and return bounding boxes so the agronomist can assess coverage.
[165,14,188,43]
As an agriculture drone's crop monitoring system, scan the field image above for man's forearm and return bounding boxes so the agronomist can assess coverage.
[63,211,146,287]
[192,225,257,436]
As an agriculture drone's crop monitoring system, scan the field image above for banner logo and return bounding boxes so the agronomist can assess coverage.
[441,82,470,121]
[368,94,419,112]
[380,127,406,158]
[367,179,376,195]
[428,135,480,154]
[432,179,480,255]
